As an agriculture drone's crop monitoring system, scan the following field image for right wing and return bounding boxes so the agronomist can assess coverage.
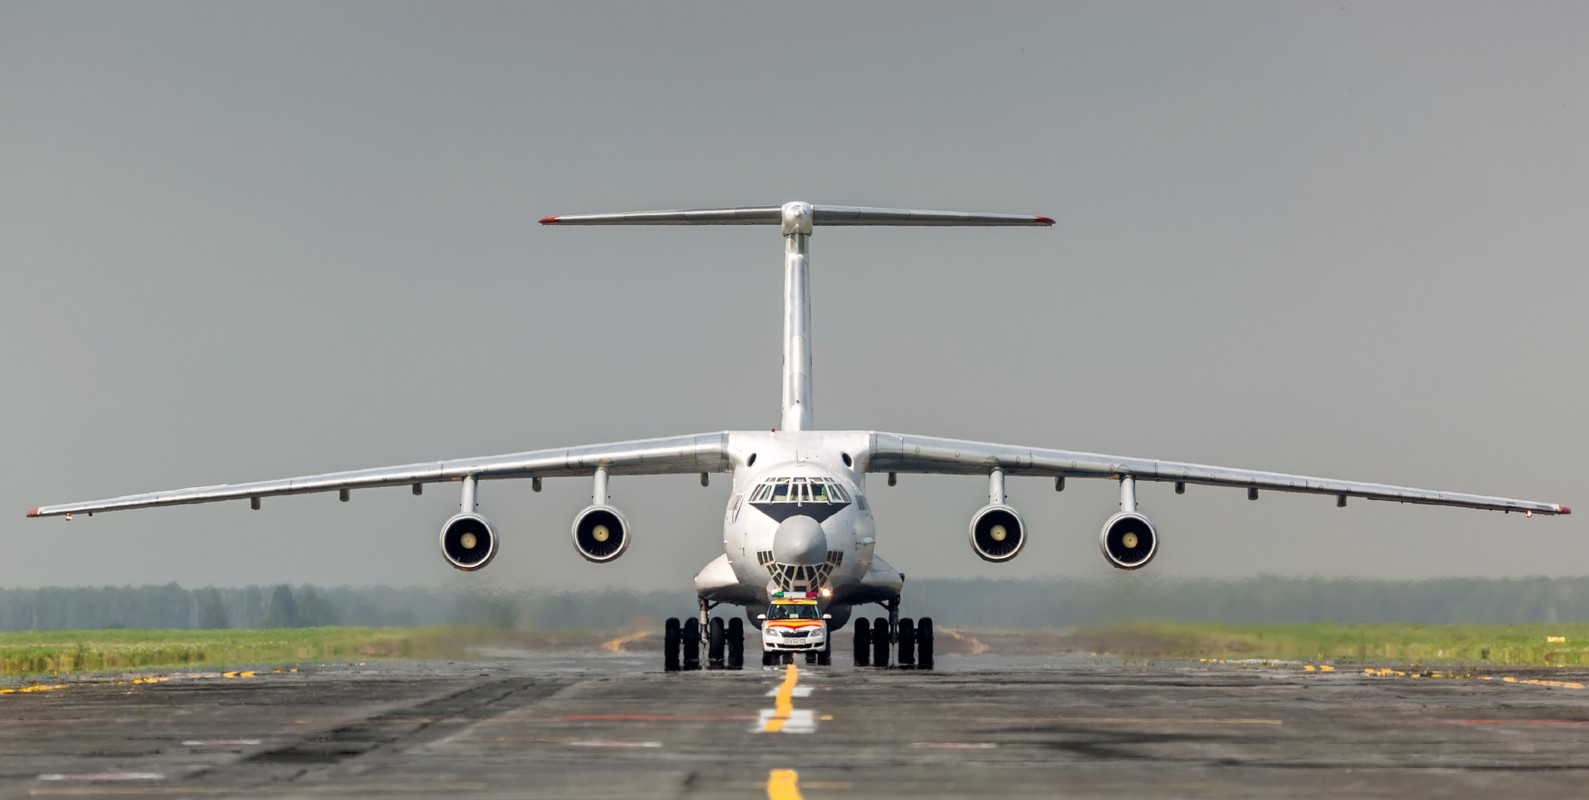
[866,432,1569,516]
[27,433,731,518]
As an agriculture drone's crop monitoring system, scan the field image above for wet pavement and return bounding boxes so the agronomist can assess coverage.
[4,650,1589,798]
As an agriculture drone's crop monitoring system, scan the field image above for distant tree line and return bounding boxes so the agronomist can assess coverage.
[3,577,1589,631]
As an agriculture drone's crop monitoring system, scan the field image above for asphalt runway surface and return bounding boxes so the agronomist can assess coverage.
[5,647,1589,799]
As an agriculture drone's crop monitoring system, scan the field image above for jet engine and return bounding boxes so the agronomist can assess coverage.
[572,505,630,563]
[969,504,1026,562]
[1099,512,1158,570]
[440,513,498,571]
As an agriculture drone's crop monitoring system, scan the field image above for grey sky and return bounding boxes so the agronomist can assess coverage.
[2,2,1583,591]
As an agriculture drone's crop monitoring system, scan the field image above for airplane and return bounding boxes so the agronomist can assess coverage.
[27,201,1571,671]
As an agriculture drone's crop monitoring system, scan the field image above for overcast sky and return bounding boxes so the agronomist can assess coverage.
[2,2,1583,592]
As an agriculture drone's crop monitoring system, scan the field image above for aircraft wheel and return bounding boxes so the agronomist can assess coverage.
[663,618,681,672]
[898,617,916,669]
[682,618,701,670]
[782,652,794,665]
[727,618,744,670]
[805,651,817,664]
[853,617,871,667]
[707,618,726,669]
[918,617,934,671]
[871,616,890,668]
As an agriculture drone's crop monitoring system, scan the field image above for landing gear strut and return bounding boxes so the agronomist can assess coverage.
[850,594,933,670]
[663,597,742,672]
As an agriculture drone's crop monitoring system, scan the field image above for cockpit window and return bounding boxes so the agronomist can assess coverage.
[750,476,852,505]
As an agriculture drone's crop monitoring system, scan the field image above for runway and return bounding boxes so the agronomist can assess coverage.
[4,648,1589,799]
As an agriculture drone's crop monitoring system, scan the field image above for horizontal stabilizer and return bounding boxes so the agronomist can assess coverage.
[541,203,1053,227]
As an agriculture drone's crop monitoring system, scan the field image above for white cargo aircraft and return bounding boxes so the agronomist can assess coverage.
[28,202,1570,671]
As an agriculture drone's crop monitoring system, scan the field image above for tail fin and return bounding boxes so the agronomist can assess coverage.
[541,201,1053,432]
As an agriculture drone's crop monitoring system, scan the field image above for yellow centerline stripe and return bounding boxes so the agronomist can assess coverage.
[762,663,799,733]
[767,768,803,800]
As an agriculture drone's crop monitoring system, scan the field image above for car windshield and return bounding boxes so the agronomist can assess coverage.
[769,603,820,620]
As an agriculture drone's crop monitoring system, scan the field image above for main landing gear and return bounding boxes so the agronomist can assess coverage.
[852,595,933,670]
[664,598,743,672]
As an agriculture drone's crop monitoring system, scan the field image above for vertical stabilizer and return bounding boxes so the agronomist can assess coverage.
[781,203,815,431]
[542,202,1053,431]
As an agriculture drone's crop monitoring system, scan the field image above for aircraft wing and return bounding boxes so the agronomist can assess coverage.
[866,432,1570,516]
[27,433,731,518]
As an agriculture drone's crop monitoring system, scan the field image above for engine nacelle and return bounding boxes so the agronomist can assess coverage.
[1100,512,1158,570]
[968,504,1026,562]
[572,505,630,563]
[440,513,498,572]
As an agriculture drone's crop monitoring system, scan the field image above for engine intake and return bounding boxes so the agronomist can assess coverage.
[1100,512,1158,570]
[440,513,498,571]
[969,504,1026,562]
[572,505,630,562]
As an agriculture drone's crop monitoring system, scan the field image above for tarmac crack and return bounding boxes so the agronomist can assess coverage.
[187,677,570,786]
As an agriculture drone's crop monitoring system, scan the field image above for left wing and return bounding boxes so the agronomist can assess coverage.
[865,432,1569,516]
[27,433,731,518]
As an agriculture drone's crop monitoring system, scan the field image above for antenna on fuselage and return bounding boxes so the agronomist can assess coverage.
[541,202,1054,432]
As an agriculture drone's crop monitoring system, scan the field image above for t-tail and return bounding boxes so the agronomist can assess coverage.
[541,202,1053,432]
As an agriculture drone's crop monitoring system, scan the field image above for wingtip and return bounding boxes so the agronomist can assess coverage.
[1562,505,1573,516]
[1034,215,1055,226]
[538,216,560,225]
[25,507,39,518]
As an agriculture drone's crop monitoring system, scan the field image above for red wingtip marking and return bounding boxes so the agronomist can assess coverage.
[25,508,39,518]
[539,216,560,225]
[1034,216,1055,226]
[1562,505,1573,516]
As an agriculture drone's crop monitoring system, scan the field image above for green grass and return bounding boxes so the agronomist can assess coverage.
[1081,621,1589,667]
[0,627,495,678]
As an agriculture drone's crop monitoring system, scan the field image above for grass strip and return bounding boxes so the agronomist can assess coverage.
[0,627,520,677]
[1077,621,1589,667]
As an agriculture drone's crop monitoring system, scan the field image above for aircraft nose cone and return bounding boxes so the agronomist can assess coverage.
[772,515,828,565]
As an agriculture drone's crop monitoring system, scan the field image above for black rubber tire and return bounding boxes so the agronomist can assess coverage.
[762,650,774,667]
[918,617,934,671]
[707,618,725,669]
[898,617,916,669]
[817,637,831,666]
[727,618,744,670]
[805,651,817,664]
[871,616,890,668]
[853,617,871,667]
[664,618,681,672]
[682,618,700,670]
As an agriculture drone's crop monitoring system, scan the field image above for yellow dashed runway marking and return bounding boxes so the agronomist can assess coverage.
[1362,668,1585,689]
[599,631,650,653]
[939,628,988,655]
[0,684,68,695]
[757,664,818,734]
[766,768,803,800]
